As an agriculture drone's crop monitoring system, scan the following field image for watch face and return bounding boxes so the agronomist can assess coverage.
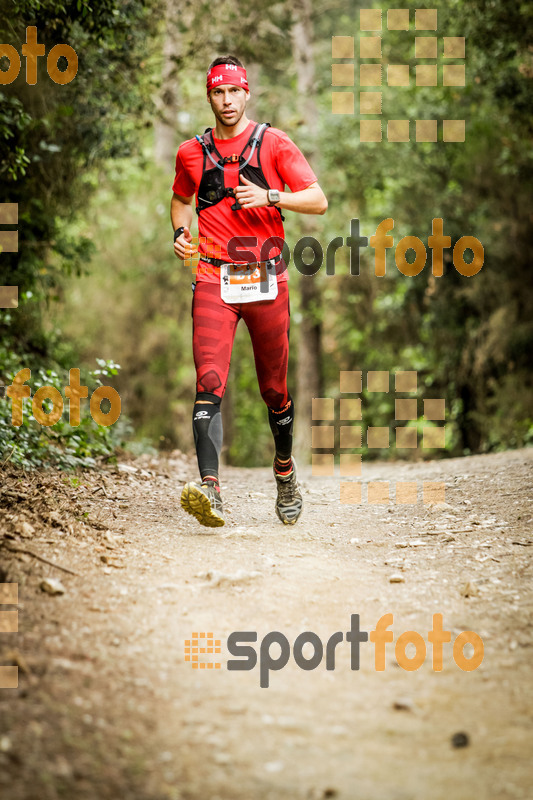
[269,190,280,203]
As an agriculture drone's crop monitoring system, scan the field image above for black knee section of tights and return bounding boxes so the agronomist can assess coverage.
[268,395,294,461]
[196,391,221,404]
[193,393,223,482]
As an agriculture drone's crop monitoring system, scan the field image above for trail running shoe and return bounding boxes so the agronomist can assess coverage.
[180,481,225,527]
[274,457,303,524]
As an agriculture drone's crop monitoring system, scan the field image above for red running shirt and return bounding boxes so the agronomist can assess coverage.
[172,120,317,283]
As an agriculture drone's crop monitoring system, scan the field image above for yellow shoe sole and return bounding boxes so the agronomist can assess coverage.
[180,483,225,528]
[276,506,302,525]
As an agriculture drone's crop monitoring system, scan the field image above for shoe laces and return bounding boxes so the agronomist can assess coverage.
[276,470,298,502]
[202,482,223,510]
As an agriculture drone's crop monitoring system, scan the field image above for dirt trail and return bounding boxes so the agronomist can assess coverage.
[1,448,532,800]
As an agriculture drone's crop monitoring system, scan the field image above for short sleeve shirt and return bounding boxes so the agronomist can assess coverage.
[172,120,317,283]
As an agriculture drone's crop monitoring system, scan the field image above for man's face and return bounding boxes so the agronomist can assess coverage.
[208,84,249,127]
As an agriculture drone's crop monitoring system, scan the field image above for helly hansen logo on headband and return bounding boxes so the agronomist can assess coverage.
[206,64,249,95]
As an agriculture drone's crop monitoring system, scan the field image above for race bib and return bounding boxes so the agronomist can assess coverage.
[220,260,278,304]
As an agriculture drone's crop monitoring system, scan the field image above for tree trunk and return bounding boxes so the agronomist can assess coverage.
[154,0,195,170]
[290,0,323,461]
[244,62,260,121]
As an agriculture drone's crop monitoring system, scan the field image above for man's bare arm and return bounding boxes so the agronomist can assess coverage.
[233,179,328,215]
[170,192,197,259]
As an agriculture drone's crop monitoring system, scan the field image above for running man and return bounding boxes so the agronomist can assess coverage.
[171,55,327,527]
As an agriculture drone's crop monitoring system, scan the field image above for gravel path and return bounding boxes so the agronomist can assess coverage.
[1,447,532,799]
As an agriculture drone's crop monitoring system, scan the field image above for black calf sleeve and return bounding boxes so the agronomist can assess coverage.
[193,394,223,482]
[268,396,294,460]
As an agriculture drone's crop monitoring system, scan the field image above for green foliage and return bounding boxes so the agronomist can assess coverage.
[315,0,533,454]
[1,0,531,469]
[0,0,163,467]
[53,155,196,453]
[0,0,162,363]
[0,343,125,470]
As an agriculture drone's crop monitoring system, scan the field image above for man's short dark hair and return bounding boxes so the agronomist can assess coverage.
[208,55,244,70]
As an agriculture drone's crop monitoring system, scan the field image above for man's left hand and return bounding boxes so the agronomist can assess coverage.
[232,176,270,209]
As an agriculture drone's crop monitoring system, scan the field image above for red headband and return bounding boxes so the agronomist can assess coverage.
[206,64,249,96]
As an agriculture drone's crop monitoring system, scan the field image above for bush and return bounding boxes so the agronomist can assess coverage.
[0,346,127,470]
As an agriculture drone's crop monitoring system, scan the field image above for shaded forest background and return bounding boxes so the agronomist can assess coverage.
[0,0,532,469]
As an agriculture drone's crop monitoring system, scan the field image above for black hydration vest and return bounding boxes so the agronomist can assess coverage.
[194,122,285,220]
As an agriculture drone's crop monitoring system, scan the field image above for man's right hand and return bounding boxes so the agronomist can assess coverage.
[173,226,198,261]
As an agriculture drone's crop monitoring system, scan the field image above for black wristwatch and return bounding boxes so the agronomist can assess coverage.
[267,189,280,206]
[174,226,185,242]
